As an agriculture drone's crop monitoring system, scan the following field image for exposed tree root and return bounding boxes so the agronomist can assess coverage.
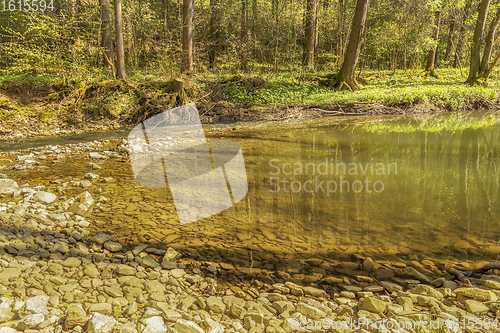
[423,68,439,79]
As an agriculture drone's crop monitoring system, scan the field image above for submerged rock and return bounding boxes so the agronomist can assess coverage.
[0,179,19,194]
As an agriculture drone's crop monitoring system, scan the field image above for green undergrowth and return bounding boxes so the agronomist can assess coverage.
[0,68,499,124]
[221,68,500,110]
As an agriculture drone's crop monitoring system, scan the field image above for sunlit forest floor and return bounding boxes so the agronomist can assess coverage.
[0,68,499,139]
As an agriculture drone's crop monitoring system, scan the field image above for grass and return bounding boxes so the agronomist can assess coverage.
[221,68,500,109]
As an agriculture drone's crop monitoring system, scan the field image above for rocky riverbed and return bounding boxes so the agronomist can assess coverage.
[1,139,500,332]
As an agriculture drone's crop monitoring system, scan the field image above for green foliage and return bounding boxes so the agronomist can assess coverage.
[112,306,121,319]
[102,91,137,119]
[221,69,499,109]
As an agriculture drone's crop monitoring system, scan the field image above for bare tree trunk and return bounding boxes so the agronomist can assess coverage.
[209,0,219,69]
[240,0,248,71]
[337,0,345,69]
[467,0,490,84]
[163,0,171,39]
[443,16,456,64]
[100,0,114,70]
[454,0,472,68]
[182,0,194,73]
[332,0,369,91]
[425,10,441,78]
[114,0,126,79]
[303,0,317,70]
[480,8,500,74]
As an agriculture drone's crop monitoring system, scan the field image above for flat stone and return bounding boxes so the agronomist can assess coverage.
[0,179,19,194]
[373,268,394,280]
[207,296,226,313]
[173,319,204,333]
[93,233,110,245]
[455,287,498,302]
[465,300,489,314]
[409,284,443,300]
[142,316,167,333]
[364,285,384,293]
[0,298,14,323]
[160,260,177,270]
[141,256,159,269]
[87,303,113,316]
[0,267,21,284]
[359,297,386,315]
[25,295,49,316]
[63,257,81,268]
[296,302,326,319]
[321,276,342,285]
[17,313,45,330]
[65,303,88,329]
[84,264,101,278]
[161,308,182,323]
[380,281,403,293]
[34,191,57,204]
[302,286,326,297]
[482,279,500,290]
[104,241,123,252]
[163,248,180,261]
[87,312,116,333]
[104,285,123,298]
[170,269,185,278]
[115,264,136,276]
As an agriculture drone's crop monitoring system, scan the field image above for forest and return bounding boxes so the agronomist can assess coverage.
[0,0,500,127]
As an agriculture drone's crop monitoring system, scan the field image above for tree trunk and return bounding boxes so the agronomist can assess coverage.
[113,0,126,79]
[425,10,441,78]
[443,17,456,64]
[480,8,500,74]
[209,0,219,69]
[454,0,472,68]
[467,0,490,84]
[337,0,345,69]
[182,0,194,73]
[100,0,114,70]
[240,0,248,71]
[332,0,369,91]
[303,0,317,70]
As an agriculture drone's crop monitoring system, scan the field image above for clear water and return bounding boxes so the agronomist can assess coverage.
[3,112,500,274]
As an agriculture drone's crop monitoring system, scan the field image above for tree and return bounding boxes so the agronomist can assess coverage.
[114,0,126,79]
[443,11,456,64]
[303,0,318,70]
[331,0,369,91]
[479,7,500,74]
[424,0,463,77]
[424,10,441,77]
[453,0,472,68]
[182,0,194,73]
[466,0,497,84]
[209,0,219,69]
[241,0,248,71]
[100,0,114,71]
